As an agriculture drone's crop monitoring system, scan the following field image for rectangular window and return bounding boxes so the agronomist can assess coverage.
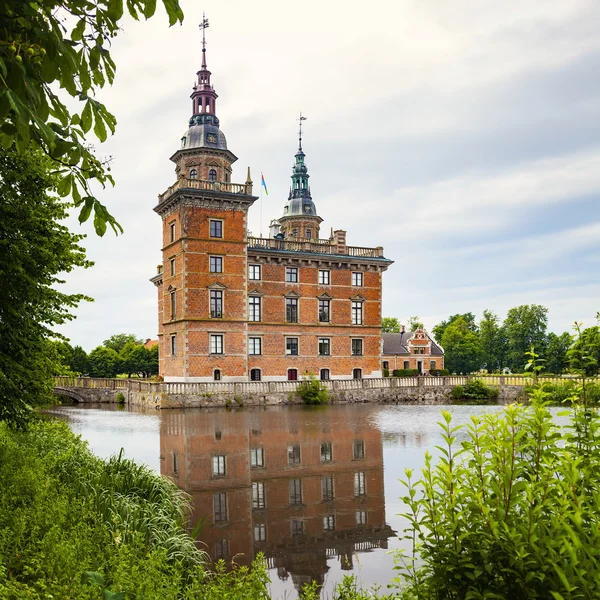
[170,291,176,319]
[356,510,367,525]
[354,472,366,496]
[352,338,363,356]
[169,222,175,242]
[170,334,176,356]
[322,475,334,502]
[383,360,389,370]
[285,267,298,283]
[254,524,266,542]
[352,272,363,286]
[210,256,223,273]
[351,301,363,325]
[320,442,332,463]
[286,298,298,323]
[323,515,335,531]
[252,481,266,509]
[209,219,223,238]
[210,290,223,318]
[289,478,303,505]
[288,444,301,465]
[404,360,410,370]
[291,520,304,536]
[248,337,262,355]
[318,270,330,285]
[318,338,331,356]
[251,447,264,468]
[320,368,330,381]
[431,360,437,370]
[306,228,312,239]
[212,455,226,476]
[248,296,261,322]
[286,337,299,355]
[213,492,227,522]
[215,539,229,559]
[318,299,330,323]
[210,334,224,355]
[170,258,175,276]
[249,264,261,280]
[353,440,365,460]
[173,452,178,474]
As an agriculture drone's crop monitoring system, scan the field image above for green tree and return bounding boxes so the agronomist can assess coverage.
[0,146,91,426]
[119,341,156,378]
[545,331,573,374]
[432,312,477,343]
[504,304,548,372]
[103,333,142,354]
[407,316,424,330]
[0,0,184,234]
[478,309,507,372]
[147,344,159,377]
[569,324,600,376]
[440,317,483,374]
[88,346,119,378]
[382,317,401,333]
[70,345,89,375]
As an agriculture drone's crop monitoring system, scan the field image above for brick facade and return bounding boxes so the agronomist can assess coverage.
[152,36,393,382]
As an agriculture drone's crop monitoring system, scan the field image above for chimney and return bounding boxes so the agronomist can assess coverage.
[401,325,405,334]
[333,229,347,254]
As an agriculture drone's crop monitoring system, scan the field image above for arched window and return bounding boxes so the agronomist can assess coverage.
[320,369,330,381]
[250,368,261,381]
[189,168,198,179]
[209,169,217,182]
[306,228,312,239]
[214,369,221,381]
[288,369,298,381]
[353,368,362,380]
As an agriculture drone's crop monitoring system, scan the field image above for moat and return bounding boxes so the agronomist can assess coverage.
[50,403,505,598]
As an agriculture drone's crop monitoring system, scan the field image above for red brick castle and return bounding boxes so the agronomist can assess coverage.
[151,25,394,382]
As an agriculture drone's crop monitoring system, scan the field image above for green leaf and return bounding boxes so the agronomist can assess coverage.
[81,101,92,133]
[107,0,124,21]
[78,197,95,223]
[142,0,157,19]
[94,208,108,236]
[56,174,73,197]
[93,112,108,142]
[81,571,106,587]
[71,19,86,42]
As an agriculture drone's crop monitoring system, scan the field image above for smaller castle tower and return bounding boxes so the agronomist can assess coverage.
[278,114,323,240]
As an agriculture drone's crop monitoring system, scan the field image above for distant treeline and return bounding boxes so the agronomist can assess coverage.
[383,305,600,375]
[51,333,159,378]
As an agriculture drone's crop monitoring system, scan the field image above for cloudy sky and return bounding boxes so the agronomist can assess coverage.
[59,0,600,350]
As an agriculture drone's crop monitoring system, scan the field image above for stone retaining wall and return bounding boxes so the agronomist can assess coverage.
[56,383,527,409]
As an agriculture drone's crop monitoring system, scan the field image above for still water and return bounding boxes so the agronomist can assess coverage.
[49,403,505,598]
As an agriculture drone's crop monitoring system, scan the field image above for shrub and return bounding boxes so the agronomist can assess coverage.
[429,369,449,376]
[383,368,390,377]
[527,380,600,406]
[451,378,498,403]
[297,374,329,405]
[115,391,125,404]
[393,369,419,378]
[396,395,600,599]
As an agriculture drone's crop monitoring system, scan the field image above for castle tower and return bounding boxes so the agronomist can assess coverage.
[278,115,323,240]
[152,18,257,382]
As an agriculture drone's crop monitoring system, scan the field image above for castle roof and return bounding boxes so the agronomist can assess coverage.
[382,331,444,356]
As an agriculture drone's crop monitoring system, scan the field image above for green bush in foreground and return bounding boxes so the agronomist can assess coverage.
[393,369,419,377]
[451,378,499,403]
[526,380,600,405]
[0,418,270,599]
[396,392,600,599]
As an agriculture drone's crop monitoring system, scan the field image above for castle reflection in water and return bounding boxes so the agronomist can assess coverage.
[160,405,395,592]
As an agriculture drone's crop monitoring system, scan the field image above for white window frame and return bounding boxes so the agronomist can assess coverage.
[252,481,266,509]
[209,219,223,238]
[249,264,261,280]
[285,267,299,283]
[318,338,331,356]
[351,338,363,356]
[351,301,363,325]
[210,255,223,273]
[248,296,261,322]
[210,334,224,355]
[210,289,223,319]
[248,337,262,355]
[318,270,330,285]
[352,271,363,286]
[286,337,299,355]
[354,471,366,496]
[212,455,226,476]
[251,447,264,468]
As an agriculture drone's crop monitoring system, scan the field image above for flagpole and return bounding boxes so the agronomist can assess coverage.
[260,174,263,238]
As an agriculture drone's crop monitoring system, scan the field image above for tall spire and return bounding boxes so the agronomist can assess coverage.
[190,14,218,119]
[297,112,307,151]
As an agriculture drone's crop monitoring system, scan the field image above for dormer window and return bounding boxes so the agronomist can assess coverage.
[209,169,217,182]
[189,168,198,179]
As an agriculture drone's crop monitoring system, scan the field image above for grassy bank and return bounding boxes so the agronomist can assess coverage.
[0,418,270,599]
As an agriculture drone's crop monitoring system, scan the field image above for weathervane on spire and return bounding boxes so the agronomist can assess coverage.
[297,112,307,150]
[199,13,209,67]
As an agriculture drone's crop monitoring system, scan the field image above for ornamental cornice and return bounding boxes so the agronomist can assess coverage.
[154,191,257,217]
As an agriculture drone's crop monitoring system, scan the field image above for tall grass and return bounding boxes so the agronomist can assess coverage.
[0,417,269,599]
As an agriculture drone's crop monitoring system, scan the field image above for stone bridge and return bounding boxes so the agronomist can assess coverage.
[52,375,561,409]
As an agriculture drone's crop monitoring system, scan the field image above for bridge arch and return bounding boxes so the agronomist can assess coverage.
[54,387,86,403]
